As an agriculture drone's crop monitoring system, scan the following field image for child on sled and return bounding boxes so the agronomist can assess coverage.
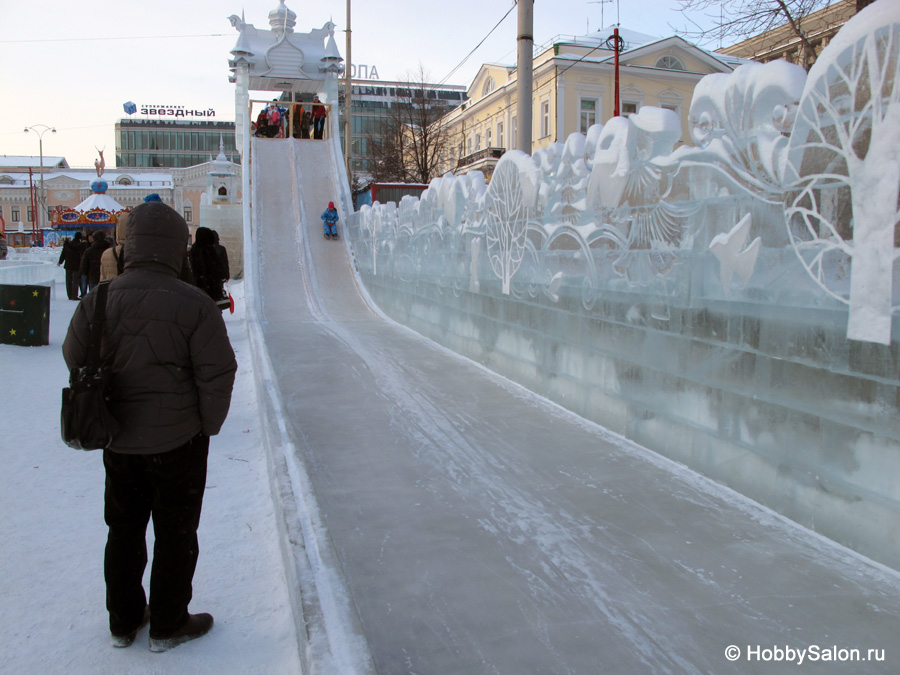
[321,201,339,239]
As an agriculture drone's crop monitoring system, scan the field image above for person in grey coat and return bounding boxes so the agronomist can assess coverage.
[63,201,237,652]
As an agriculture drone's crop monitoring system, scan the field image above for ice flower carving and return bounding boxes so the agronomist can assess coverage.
[686,61,807,194]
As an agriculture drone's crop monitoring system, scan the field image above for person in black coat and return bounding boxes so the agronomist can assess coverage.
[63,201,236,652]
[57,232,86,300]
[79,230,111,292]
[211,230,230,282]
[189,227,227,307]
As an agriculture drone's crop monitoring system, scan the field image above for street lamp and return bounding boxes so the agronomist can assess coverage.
[24,124,56,236]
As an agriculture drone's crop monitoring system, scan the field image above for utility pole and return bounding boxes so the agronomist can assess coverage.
[24,124,56,238]
[517,0,534,154]
[344,0,353,178]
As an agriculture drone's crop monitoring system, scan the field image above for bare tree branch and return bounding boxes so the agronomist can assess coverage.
[674,0,836,69]
[368,65,459,184]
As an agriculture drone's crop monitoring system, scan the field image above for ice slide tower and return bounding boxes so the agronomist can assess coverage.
[226,1,346,271]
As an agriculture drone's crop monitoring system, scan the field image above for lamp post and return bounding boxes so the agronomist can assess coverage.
[24,124,56,236]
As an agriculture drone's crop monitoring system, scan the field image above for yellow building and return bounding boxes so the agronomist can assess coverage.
[438,28,745,178]
[716,0,859,70]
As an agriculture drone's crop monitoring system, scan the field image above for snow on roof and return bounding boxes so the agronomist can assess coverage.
[543,26,661,52]
[74,191,126,213]
[0,156,68,169]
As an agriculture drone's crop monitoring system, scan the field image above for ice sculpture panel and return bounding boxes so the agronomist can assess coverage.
[349,4,899,346]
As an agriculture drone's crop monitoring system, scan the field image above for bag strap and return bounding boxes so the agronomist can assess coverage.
[85,280,110,371]
[111,245,125,275]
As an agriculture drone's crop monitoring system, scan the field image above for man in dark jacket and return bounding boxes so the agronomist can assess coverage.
[63,201,237,652]
[57,232,86,300]
[79,230,111,292]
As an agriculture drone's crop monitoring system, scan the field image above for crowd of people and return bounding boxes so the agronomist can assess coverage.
[253,96,328,140]
[56,195,231,308]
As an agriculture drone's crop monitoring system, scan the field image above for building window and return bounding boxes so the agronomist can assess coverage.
[540,100,551,138]
[497,121,504,149]
[658,90,682,116]
[11,207,19,222]
[580,98,598,134]
[656,55,685,71]
[27,207,33,222]
[481,77,496,97]
[486,127,492,148]
[621,101,639,116]
[475,133,482,151]
[184,208,192,223]
[511,117,517,146]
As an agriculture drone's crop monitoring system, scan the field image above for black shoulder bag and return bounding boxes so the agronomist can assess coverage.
[61,281,119,450]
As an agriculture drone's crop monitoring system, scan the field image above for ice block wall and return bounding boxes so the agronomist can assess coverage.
[345,5,900,570]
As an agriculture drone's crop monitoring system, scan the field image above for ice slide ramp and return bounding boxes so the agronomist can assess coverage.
[246,138,900,674]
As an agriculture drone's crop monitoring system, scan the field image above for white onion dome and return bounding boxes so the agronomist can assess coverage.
[269,0,297,35]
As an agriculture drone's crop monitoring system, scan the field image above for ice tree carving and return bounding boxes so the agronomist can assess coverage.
[484,151,538,294]
[549,133,590,226]
[784,3,900,344]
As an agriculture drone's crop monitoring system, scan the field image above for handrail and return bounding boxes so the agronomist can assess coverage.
[456,147,505,169]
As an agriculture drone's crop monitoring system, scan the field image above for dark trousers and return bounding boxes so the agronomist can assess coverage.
[103,434,209,636]
[65,268,80,300]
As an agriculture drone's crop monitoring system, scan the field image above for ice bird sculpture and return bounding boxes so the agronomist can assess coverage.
[710,214,761,294]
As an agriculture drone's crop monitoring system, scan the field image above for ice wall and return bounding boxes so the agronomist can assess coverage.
[344,4,900,570]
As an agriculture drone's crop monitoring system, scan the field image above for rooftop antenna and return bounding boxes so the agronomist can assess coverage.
[587,0,612,29]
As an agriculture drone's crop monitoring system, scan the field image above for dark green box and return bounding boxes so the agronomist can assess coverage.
[0,284,51,346]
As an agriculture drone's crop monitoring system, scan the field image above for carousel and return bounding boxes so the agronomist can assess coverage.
[51,151,128,237]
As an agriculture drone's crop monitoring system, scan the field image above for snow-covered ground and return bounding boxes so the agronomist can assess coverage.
[1,275,303,673]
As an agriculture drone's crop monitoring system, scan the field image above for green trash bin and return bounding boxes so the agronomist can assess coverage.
[0,284,51,346]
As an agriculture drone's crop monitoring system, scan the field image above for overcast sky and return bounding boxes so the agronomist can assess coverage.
[0,0,711,168]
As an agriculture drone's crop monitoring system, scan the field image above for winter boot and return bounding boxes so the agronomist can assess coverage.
[110,606,150,648]
[324,232,331,240]
[149,613,214,653]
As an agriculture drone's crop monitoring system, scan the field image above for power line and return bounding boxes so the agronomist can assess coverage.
[0,33,229,44]
[435,3,518,87]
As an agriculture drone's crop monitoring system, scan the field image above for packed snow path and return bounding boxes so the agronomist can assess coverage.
[250,139,900,674]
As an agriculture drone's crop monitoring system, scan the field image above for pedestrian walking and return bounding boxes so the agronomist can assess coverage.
[189,227,228,309]
[57,232,86,300]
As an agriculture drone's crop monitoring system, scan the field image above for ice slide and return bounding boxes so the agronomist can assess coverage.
[245,139,900,674]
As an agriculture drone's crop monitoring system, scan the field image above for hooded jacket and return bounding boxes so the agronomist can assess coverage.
[63,202,237,454]
[188,226,226,302]
[100,211,129,281]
